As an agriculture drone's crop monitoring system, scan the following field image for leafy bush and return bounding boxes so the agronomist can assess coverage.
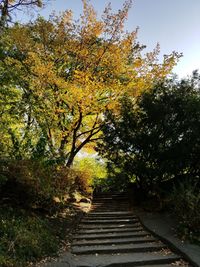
[0,158,93,267]
[171,179,200,244]
[74,157,107,194]
[0,207,59,267]
[0,159,87,211]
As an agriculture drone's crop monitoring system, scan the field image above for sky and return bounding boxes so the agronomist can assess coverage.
[18,0,200,78]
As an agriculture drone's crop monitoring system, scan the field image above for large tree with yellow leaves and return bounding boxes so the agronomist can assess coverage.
[1,0,180,165]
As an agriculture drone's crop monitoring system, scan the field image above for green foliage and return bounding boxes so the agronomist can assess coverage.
[94,163,130,192]
[0,159,93,266]
[0,207,59,267]
[0,1,180,166]
[0,159,84,211]
[98,72,200,193]
[171,179,200,244]
[74,157,107,194]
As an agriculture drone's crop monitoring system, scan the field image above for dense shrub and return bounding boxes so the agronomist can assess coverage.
[0,159,93,267]
[98,73,200,194]
[74,157,107,194]
[171,179,200,244]
[0,207,59,267]
[0,159,94,211]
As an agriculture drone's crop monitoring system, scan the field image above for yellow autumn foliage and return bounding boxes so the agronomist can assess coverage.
[2,0,181,165]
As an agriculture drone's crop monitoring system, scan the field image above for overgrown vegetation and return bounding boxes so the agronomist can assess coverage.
[0,159,93,267]
[0,207,59,267]
[98,72,200,241]
[171,179,200,244]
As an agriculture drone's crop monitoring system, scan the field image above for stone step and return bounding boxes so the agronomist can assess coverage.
[72,242,166,255]
[72,252,181,266]
[93,200,128,202]
[85,216,138,221]
[90,210,130,213]
[77,227,143,234]
[93,196,127,199]
[88,212,133,217]
[91,208,130,210]
[92,200,128,203]
[72,236,157,246]
[93,201,128,204]
[139,265,185,267]
[91,208,129,211]
[92,206,129,209]
[92,205,129,207]
[79,223,141,229]
[78,223,140,229]
[81,219,139,224]
[86,214,137,218]
[74,231,150,240]
[91,207,129,209]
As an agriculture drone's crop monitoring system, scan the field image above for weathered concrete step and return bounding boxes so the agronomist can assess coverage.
[92,197,113,200]
[77,227,143,234]
[90,208,130,212]
[73,252,181,267]
[93,200,128,203]
[89,211,133,215]
[72,236,157,246]
[82,217,137,222]
[79,223,141,229]
[86,215,137,219]
[84,217,137,221]
[81,219,139,224]
[93,196,128,199]
[93,199,128,202]
[92,201,128,204]
[74,231,150,240]
[91,206,129,209]
[92,207,129,210]
[91,205,129,208]
[94,195,128,199]
[72,242,166,255]
[92,206,129,209]
[138,265,185,267]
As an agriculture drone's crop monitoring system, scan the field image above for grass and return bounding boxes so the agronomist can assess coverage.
[0,203,83,267]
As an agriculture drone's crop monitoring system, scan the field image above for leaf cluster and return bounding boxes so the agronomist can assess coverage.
[98,72,200,192]
[0,0,180,165]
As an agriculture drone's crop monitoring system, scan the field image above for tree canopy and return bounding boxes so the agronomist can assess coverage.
[98,72,200,191]
[0,0,180,165]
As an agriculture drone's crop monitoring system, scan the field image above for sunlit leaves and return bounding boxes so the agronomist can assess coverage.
[1,0,180,164]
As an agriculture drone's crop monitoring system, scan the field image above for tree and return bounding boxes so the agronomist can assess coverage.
[0,0,44,31]
[1,0,180,165]
[98,72,200,192]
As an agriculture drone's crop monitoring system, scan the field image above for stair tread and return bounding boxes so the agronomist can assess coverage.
[72,252,181,266]
[72,242,166,255]
[79,223,140,229]
[77,227,143,234]
[72,236,158,246]
[74,231,150,240]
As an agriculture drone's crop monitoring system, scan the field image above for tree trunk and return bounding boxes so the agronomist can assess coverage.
[66,152,76,167]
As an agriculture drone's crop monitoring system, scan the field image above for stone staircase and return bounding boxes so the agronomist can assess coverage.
[71,193,190,267]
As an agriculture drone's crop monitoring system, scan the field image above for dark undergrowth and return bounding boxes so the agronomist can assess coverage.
[171,180,200,245]
[0,160,91,267]
[0,201,83,267]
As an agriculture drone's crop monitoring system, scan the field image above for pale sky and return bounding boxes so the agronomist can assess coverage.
[18,0,200,78]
